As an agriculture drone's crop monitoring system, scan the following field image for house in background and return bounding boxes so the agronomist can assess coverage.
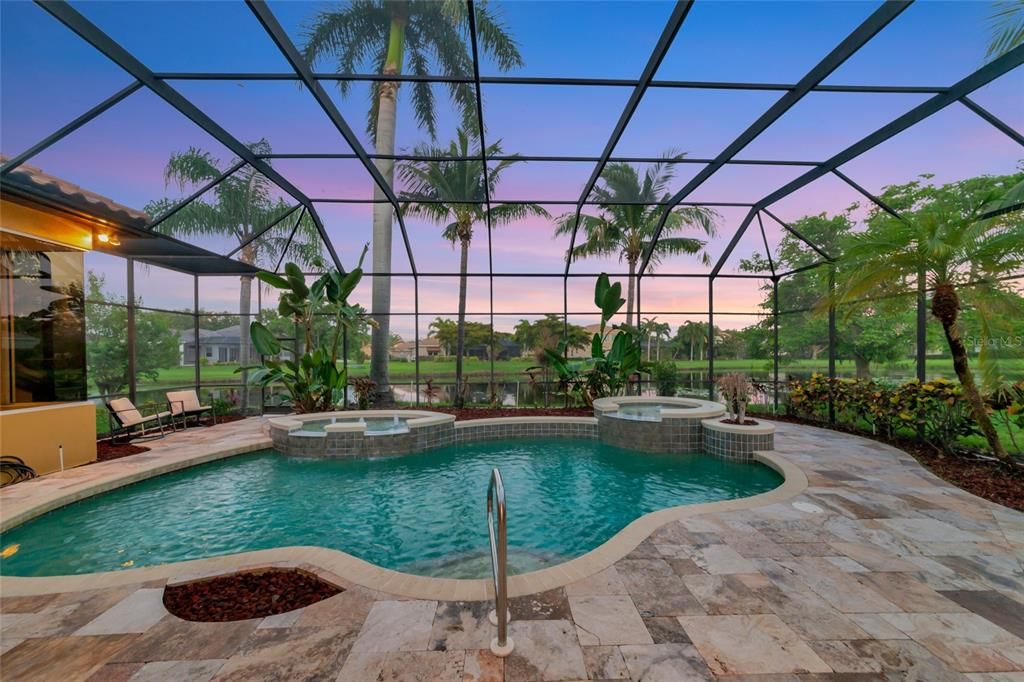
[179,325,261,365]
[467,338,521,361]
[566,323,620,358]
[389,337,442,361]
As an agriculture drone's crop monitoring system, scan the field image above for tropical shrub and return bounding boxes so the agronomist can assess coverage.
[893,379,979,451]
[351,377,377,410]
[242,246,369,413]
[786,374,981,454]
[989,380,1024,452]
[543,274,647,406]
[650,361,681,397]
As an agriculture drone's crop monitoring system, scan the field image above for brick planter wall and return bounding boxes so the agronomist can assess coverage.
[454,419,597,444]
[597,413,703,454]
[701,419,775,461]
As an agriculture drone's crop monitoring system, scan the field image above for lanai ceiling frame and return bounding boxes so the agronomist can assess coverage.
[0,0,1017,298]
[5,1,1019,279]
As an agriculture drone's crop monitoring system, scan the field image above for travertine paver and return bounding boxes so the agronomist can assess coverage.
[569,595,653,645]
[678,613,832,675]
[348,600,437,654]
[74,589,167,635]
[1,417,1023,681]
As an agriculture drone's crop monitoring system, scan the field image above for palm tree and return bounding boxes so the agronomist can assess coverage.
[301,1,524,402]
[674,320,707,361]
[652,320,671,361]
[398,128,549,407]
[830,177,1024,461]
[554,153,719,327]
[144,140,322,411]
[987,0,1024,58]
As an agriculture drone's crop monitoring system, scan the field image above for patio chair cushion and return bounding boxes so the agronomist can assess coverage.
[109,398,146,427]
[167,390,205,415]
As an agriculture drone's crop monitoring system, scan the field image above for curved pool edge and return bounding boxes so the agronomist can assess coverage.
[0,428,806,600]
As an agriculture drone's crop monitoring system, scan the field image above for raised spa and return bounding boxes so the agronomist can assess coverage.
[0,438,782,579]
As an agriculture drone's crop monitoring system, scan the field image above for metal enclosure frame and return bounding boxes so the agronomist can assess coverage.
[2,0,1021,411]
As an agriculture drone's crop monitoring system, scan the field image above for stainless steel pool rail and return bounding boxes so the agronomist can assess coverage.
[487,468,513,656]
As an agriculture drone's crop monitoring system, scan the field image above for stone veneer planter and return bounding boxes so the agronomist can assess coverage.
[269,411,602,458]
[593,396,726,454]
[268,402,774,463]
[268,410,455,457]
[702,418,775,460]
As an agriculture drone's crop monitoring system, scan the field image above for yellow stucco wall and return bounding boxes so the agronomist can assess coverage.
[0,402,97,475]
[1,197,97,473]
[0,198,95,251]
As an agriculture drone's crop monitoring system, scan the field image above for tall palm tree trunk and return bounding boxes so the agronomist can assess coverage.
[932,283,1008,460]
[454,235,471,408]
[625,258,636,327]
[238,242,256,413]
[368,18,406,406]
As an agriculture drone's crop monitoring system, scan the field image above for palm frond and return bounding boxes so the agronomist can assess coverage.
[987,0,1024,58]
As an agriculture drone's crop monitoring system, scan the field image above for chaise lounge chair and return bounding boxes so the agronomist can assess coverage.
[166,390,216,429]
[107,398,169,444]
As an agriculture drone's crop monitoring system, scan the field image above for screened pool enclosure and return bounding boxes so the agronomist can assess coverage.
[1,0,1021,425]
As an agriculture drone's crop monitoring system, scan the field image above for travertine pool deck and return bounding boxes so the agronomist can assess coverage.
[1,417,1023,681]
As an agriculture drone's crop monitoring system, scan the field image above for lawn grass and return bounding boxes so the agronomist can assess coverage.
[130,356,1024,389]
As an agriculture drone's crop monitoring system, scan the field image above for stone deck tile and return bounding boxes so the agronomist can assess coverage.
[569,595,652,646]
[877,612,1024,673]
[3,419,1024,681]
[0,634,138,680]
[211,625,355,681]
[678,614,831,676]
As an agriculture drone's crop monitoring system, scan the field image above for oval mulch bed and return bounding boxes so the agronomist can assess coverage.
[163,569,343,622]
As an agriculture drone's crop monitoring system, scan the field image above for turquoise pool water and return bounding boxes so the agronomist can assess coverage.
[296,416,409,435]
[0,439,781,579]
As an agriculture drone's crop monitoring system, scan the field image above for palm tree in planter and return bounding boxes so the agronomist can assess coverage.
[145,140,323,412]
[554,153,719,328]
[829,175,1024,461]
[397,127,549,407]
[301,1,524,402]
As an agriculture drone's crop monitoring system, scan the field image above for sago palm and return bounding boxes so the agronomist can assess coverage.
[398,127,549,407]
[554,153,719,327]
[830,177,1024,461]
[145,139,323,410]
[301,0,523,401]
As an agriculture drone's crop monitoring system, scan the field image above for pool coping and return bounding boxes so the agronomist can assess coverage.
[0,418,807,600]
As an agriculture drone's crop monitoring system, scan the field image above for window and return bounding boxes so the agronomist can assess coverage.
[0,230,87,405]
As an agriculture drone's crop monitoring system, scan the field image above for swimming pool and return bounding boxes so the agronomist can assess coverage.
[0,439,782,579]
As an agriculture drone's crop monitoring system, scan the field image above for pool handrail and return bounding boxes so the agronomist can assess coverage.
[486,467,513,656]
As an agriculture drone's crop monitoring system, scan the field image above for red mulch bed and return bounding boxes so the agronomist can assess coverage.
[430,406,594,420]
[96,441,150,462]
[761,413,1024,512]
[201,414,247,426]
[163,570,342,622]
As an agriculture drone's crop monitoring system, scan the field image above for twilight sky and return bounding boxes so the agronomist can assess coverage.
[2,0,1021,338]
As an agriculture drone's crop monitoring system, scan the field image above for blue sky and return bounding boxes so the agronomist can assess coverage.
[1,0,1020,333]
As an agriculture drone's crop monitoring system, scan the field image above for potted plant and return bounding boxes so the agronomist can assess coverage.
[717,373,756,425]
[542,273,648,406]
[241,245,370,413]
